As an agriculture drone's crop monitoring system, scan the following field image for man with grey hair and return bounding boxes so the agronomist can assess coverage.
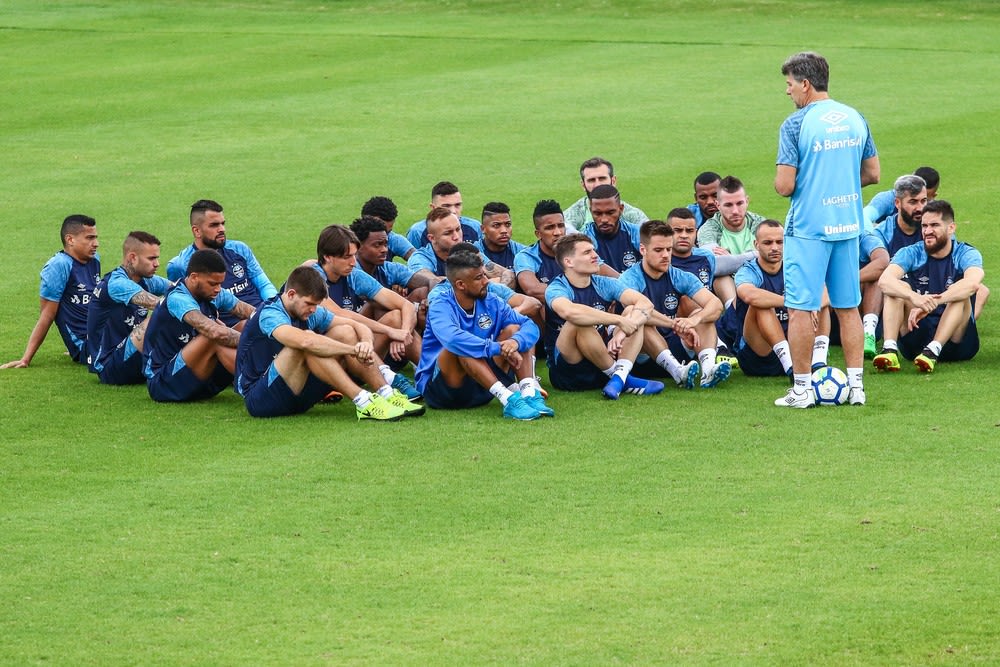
[563,157,648,233]
[774,50,880,408]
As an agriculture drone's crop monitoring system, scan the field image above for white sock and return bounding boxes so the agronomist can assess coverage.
[655,349,681,378]
[377,385,394,399]
[353,390,374,407]
[847,368,863,389]
[489,381,514,406]
[882,339,898,352]
[379,364,395,384]
[612,358,633,381]
[812,335,830,368]
[698,348,716,375]
[926,340,943,356]
[518,378,538,398]
[862,314,879,337]
[773,340,793,373]
[793,373,810,391]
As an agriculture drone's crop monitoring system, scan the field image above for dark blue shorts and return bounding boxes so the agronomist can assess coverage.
[547,348,607,391]
[736,341,785,377]
[242,365,332,418]
[147,351,233,402]
[96,338,145,385]
[899,316,979,362]
[423,359,514,409]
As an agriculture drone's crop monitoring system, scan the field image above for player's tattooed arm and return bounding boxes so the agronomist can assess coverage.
[129,290,162,309]
[230,300,256,321]
[183,310,242,347]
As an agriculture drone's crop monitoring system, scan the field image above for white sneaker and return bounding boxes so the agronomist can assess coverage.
[848,387,866,406]
[774,387,815,408]
[674,360,700,389]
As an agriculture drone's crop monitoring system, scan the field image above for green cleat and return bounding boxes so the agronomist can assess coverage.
[914,353,937,373]
[356,395,405,421]
[385,388,426,417]
[872,350,900,372]
[863,333,877,359]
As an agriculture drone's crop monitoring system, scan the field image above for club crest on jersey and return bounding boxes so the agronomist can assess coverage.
[698,268,710,285]
[622,251,638,268]
[477,313,493,330]
[232,263,246,279]
[591,303,607,312]
[663,294,679,312]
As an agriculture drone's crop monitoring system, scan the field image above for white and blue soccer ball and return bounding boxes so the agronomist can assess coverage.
[811,366,850,406]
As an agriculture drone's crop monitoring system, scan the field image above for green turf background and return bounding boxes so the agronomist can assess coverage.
[2,1,999,663]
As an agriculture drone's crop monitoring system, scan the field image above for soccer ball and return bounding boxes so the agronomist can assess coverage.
[811,366,850,406]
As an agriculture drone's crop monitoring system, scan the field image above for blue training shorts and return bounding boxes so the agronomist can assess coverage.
[547,347,607,391]
[242,363,332,417]
[147,351,233,402]
[899,315,979,362]
[423,359,514,409]
[784,236,860,311]
[96,337,145,385]
[735,340,786,377]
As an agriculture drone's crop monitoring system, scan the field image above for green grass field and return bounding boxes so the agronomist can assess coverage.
[2,1,1000,663]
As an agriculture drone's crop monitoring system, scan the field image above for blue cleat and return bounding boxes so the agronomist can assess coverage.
[700,360,731,389]
[390,373,422,402]
[503,393,540,420]
[622,374,665,396]
[602,375,625,400]
[524,393,555,417]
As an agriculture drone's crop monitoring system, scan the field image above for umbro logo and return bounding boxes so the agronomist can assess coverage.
[820,110,848,125]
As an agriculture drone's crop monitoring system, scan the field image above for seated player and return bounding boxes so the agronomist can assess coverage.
[416,249,552,420]
[474,202,527,271]
[143,249,256,402]
[167,199,277,326]
[87,231,171,384]
[311,224,422,397]
[858,231,890,358]
[581,183,640,274]
[406,180,481,248]
[696,175,766,306]
[515,200,569,303]
[361,195,416,262]
[864,166,939,230]
[874,200,983,373]
[687,171,721,228]
[3,214,100,369]
[717,221,831,382]
[563,156,649,233]
[619,221,730,389]
[235,266,422,420]
[409,207,514,288]
[544,233,663,399]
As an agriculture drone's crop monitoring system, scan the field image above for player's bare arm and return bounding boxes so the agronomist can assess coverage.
[183,310,241,347]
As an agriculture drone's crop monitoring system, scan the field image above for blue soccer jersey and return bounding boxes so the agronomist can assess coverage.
[39,250,102,363]
[719,259,787,347]
[544,274,627,356]
[366,261,416,291]
[386,231,416,262]
[873,215,921,259]
[167,241,276,325]
[415,288,538,394]
[311,263,383,312]
[892,242,983,318]
[407,245,448,277]
[143,281,239,378]
[670,248,716,289]
[406,216,481,249]
[863,189,896,230]
[514,243,563,287]
[475,238,528,271]
[235,294,335,395]
[777,98,877,241]
[859,231,886,268]
[619,263,704,337]
[87,267,170,374]
[582,221,642,272]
